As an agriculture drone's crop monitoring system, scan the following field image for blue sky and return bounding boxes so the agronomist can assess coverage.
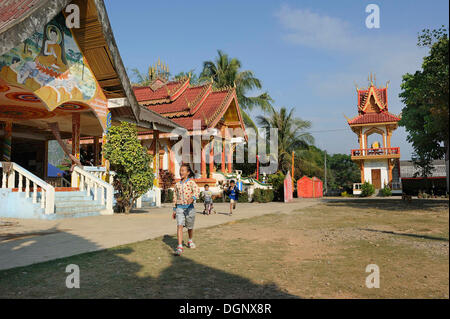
[105,0,449,159]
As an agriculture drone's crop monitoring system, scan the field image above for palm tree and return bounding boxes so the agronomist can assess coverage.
[257,106,314,173]
[200,50,273,128]
[130,67,151,87]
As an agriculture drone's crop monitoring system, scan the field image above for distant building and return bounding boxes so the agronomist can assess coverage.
[400,160,447,195]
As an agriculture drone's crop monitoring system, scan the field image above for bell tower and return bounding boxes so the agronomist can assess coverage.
[347,74,402,195]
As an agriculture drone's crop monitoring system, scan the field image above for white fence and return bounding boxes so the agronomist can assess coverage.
[1,162,55,214]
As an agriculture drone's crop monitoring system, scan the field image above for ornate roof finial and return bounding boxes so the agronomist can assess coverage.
[386,80,390,88]
[343,113,351,121]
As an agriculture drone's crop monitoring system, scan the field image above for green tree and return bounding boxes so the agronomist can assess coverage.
[201,50,273,128]
[295,146,325,179]
[257,106,314,173]
[328,153,361,192]
[173,70,201,85]
[103,122,154,214]
[399,26,449,192]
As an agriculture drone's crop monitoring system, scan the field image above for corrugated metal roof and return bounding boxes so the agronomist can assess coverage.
[400,160,447,178]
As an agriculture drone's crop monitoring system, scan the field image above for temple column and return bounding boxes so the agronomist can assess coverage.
[360,161,365,184]
[93,136,100,166]
[227,145,233,173]
[2,121,12,161]
[72,114,80,165]
[221,139,226,172]
[209,140,215,175]
[201,142,207,178]
[359,130,363,149]
[387,128,392,148]
[153,130,160,179]
[168,140,175,175]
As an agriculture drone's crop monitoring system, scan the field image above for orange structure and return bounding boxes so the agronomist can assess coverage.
[297,176,323,198]
[347,75,402,195]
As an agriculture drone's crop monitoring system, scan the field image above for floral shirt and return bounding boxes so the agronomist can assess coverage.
[173,178,200,207]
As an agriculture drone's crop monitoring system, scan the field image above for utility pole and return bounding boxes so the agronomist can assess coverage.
[324,151,327,195]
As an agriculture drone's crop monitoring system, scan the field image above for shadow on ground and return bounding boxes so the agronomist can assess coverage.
[360,228,449,242]
[0,226,298,298]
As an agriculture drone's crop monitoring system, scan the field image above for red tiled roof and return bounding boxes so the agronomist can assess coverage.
[133,78,239,130]
[147,84,211,115]
[161,90,232,130]
[0,0,43,33]
[348,111,400,125]
[358,85,388,110]
[133,78,189,102]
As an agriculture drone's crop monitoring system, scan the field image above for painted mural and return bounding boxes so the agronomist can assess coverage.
[0,13,108,129]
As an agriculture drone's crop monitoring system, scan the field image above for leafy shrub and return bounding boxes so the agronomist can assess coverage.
[238,191,249,203]
[267,172,285,201]
[341,191,352,197]
[360,182,375,197]
[253,188,275,203]
[380,186,392,197]
[103,122,154,213]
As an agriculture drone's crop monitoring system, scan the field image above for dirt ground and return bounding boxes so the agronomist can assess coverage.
[0,198,448,299]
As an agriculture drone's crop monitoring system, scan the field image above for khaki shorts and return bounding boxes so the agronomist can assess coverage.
[175,206,196,229]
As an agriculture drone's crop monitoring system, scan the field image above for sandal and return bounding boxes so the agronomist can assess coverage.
[187,240,196,249]
[175,245,183,255]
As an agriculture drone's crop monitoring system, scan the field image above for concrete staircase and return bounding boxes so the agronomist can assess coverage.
[51,191,106,219]
[1,163,114,219]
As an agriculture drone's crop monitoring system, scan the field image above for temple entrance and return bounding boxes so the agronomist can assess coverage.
[11,137,46,179]
[371,169,381,189]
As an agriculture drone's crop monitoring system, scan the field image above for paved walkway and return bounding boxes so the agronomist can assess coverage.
[0,199,320,270]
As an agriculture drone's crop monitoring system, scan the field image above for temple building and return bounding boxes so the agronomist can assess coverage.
[132,65,247,186]
[0,0,179,218]
[348,75,402,195]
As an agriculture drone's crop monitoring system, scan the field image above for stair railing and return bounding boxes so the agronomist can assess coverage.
[0,162,55,214]
[71,166,113,214]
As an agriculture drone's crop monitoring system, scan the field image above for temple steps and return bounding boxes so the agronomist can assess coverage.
[52,191,105,218]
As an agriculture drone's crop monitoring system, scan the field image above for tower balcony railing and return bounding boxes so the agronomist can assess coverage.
[351,147,400,159]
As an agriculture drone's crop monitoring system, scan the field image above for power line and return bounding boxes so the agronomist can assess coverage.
[308,128,350,133]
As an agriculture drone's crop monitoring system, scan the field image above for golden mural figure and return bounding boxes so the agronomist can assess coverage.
[35,24,69,78]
